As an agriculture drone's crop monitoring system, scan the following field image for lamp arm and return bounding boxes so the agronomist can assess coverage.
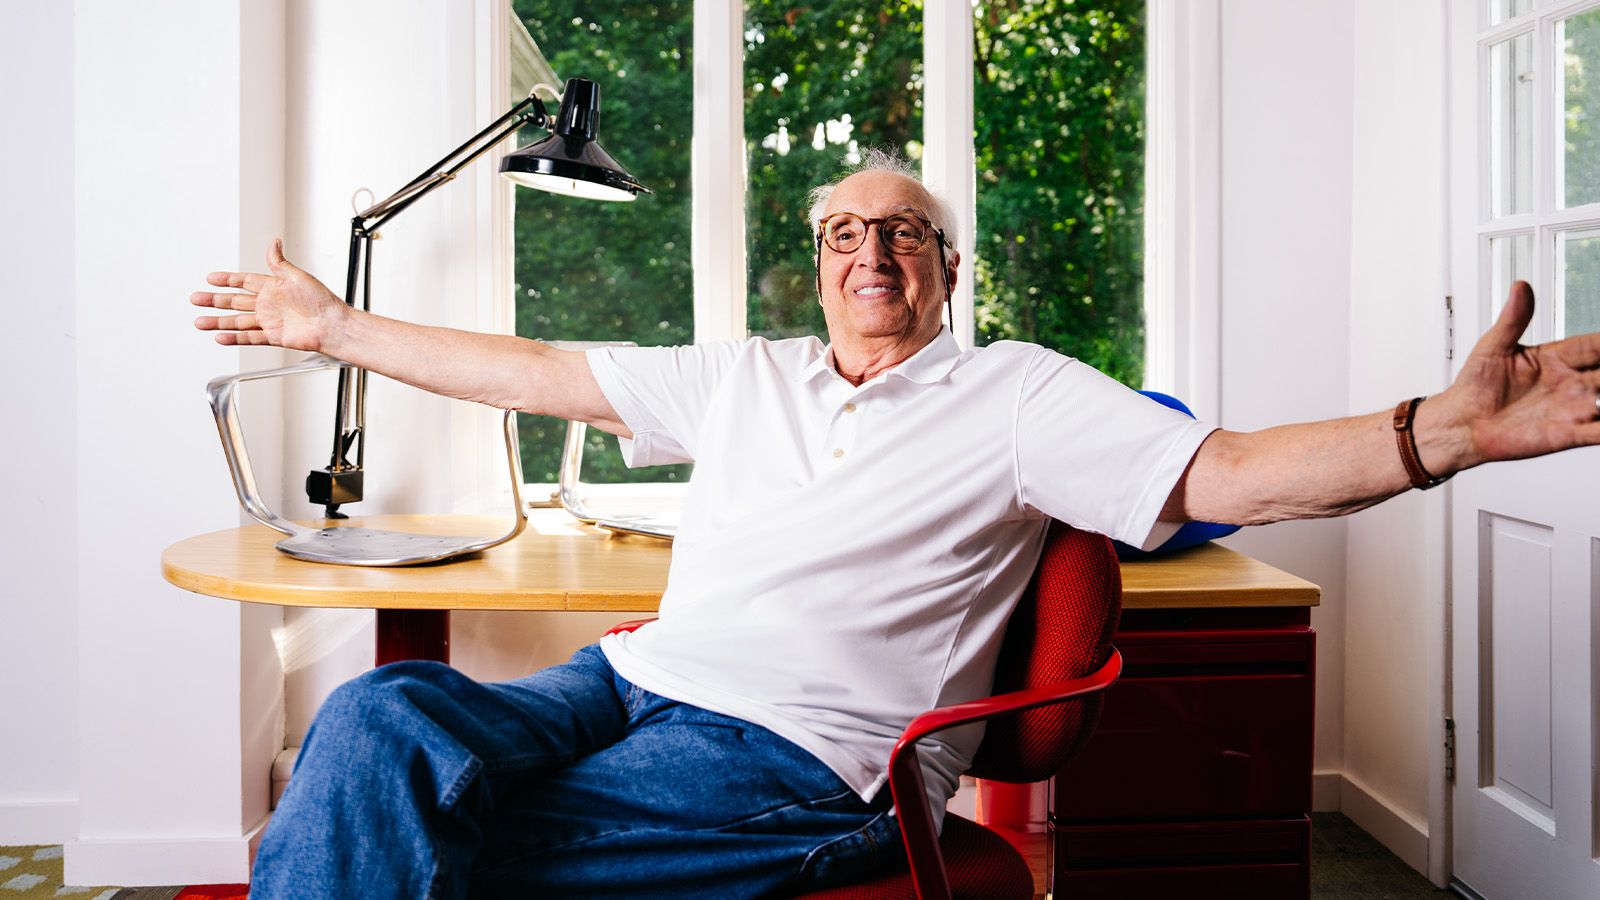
[356,94,548,226]
[313,91,551,516]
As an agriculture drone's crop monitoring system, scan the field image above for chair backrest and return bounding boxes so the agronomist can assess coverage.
[967,521,1122,782]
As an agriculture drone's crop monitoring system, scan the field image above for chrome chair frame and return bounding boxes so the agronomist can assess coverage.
[207,354,527,566]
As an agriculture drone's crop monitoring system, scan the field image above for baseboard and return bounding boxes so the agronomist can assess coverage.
[1338,771,1430,876]
[1312,770,1341,811]
[0,797,77,844]
[271,746,298,809]
[64,815,267,887]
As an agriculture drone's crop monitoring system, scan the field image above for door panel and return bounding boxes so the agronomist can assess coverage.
[1479,513,1554,829]
[1450,1,1600,897]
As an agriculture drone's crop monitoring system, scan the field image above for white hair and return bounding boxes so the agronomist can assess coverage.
[804,148,959,249]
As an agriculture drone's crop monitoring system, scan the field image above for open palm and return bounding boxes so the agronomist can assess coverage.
[191,239,347,352]
[1447,280,1600,466]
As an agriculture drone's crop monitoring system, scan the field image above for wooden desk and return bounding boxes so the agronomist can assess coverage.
[161,512,672,663]
[162,511,1314,661]
[164,513,1318,896]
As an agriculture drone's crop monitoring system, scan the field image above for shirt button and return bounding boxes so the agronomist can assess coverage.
[832,448,845,458]
[843,402,857,413]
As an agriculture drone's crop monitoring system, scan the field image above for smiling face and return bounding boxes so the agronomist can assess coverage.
[815,170,957,367]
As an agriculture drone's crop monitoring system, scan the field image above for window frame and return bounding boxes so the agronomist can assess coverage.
[1470,0,1600,351]
[489,0,1221,492]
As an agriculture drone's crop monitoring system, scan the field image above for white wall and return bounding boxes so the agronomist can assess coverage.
[0,1,81,845]
[0,5,289,880]
[1212,0,1354,795]
[1342,0,1451,881]
[1212,0,1449,881]
[64,0,288,885]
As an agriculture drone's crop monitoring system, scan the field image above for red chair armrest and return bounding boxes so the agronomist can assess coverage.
[605,618,656,636]
[886,649,1123,900]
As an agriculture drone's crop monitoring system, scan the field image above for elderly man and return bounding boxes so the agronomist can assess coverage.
[193,157,1600,898]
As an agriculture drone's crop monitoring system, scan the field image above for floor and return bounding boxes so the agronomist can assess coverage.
[4,813,1456,898]
[0,848,242,900]
[1309,812,1455,899]
[1001,812,1453,899]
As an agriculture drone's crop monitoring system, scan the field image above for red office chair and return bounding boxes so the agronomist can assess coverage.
[607,521,1123,900]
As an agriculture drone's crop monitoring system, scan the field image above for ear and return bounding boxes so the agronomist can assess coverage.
[945,250,960,297]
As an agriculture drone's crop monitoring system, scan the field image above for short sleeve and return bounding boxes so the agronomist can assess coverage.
[586,341,745,467]
[1015,349,1216,550]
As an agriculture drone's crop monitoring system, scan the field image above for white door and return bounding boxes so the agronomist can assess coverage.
[1450,1,1600,897]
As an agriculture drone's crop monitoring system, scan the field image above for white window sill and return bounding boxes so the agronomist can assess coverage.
[525,480,689,517]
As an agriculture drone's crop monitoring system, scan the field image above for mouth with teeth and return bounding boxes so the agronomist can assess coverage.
[852,284,901,298]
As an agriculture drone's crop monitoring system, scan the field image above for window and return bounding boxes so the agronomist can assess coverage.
[972,1,1146,386]
[1474,0,1600,347]
[744,1,926,340]
[507,1,1151,485]
[510,2,695,485]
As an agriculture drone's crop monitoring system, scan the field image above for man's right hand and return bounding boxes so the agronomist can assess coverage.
[192,238,349,354]
[188,238,633,438]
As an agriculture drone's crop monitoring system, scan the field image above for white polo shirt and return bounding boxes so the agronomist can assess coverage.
[587,328,1213,821]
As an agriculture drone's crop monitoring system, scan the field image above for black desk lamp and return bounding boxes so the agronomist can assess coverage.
[207,77,648,567]
[311,76,649,519]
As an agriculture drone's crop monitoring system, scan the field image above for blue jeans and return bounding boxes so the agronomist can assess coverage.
[250,644,900,899]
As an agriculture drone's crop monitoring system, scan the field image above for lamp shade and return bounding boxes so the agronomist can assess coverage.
[500,77,650,201]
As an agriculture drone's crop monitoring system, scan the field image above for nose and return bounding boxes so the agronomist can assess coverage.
[855,222,892,270]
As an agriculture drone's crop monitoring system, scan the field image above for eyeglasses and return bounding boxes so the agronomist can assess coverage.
[815,212,947,255]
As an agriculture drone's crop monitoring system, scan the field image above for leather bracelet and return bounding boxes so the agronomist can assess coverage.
[1393,397,1451,490]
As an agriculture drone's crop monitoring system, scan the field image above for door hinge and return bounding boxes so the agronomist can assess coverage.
[1445,294,1455,361]
[1444,717,1456,782]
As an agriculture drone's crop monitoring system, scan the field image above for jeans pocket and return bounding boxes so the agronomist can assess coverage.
[796,809,902,890]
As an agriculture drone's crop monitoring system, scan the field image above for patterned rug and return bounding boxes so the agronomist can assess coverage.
[0,847,245,900]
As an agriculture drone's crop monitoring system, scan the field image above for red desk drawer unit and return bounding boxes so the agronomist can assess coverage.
[1050,607,1315,899]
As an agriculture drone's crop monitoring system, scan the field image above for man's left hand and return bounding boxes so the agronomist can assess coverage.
[1421,280,1600,474]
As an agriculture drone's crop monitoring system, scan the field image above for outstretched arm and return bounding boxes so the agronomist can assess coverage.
[1164,281,1600,526]
[191,239,631,437]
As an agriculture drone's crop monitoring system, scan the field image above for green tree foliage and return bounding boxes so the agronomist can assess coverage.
[512,0,1144,483]
[1566,9,1600,210]
[973,0,1144,385]
[513,0,695,483]
[744,1,925,339]
[1563,10,1600,339]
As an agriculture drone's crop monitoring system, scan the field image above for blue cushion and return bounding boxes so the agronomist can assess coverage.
[1111,391,1241,560]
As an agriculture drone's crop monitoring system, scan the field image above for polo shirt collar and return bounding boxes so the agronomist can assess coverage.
[795,327,962,385]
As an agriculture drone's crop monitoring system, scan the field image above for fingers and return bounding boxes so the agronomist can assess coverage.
[205,270,271,292]
[1484,280,1537,353]
[1541,368,1600,426]
[193,313,259,332]
[1550,327,1600,370]
[211,330,276,346]
[203,239,304,291]
[1573,420,1600,445]
[190,290,256,311]
[212,331,274,346]
[266,237,306,279]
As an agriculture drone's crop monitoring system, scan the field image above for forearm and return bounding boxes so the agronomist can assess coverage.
[1173,397,1473,526]
[323,307,625,432]
[1164,281,1600,526]
[195,243,630,432]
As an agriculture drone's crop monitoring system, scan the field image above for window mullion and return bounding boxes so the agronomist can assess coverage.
[923,0,977,349]
[1142,0,1221,421]
[694,0,748,342]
